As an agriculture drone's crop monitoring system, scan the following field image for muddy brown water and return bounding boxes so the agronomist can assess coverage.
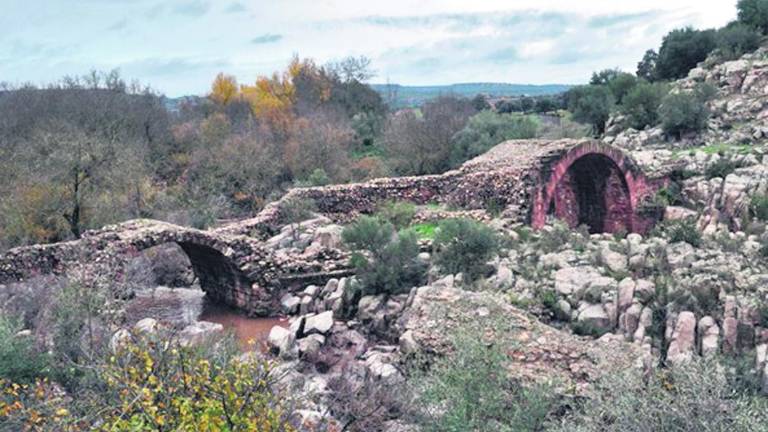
[125,286,288,351]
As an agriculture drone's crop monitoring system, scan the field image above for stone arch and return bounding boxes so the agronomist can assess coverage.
[531,142,658,234]
[121,231,257,312]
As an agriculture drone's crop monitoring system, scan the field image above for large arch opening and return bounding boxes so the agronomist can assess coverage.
[548,153,632,234]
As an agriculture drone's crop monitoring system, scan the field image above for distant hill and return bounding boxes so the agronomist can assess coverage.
[371,82,573,108]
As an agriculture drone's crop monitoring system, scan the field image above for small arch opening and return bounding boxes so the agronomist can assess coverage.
[547,153,632,234]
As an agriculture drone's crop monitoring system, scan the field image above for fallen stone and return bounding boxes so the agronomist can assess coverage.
[179,321,224,346]
[304,311,334,335]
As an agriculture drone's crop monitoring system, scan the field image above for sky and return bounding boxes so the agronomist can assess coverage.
[0,0,739,97]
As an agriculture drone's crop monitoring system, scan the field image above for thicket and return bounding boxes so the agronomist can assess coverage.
[342,216,426,296]
[432,218,501,281]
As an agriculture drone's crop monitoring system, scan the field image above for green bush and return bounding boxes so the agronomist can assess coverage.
[410,222,438,240]
[621,82,669,130]
[550,358,768,431]
[433,218,501,281]
[410,325,557,432]
[659,88,712,139]
[738,0,768,34]
[0,315,49,383]
[378,200,416,230]
[705,158,740,179]
[716,22,761,60]
[661,218,702,247]
[342,215,394,251]
[343,216,426,296]
[750,193,768,221]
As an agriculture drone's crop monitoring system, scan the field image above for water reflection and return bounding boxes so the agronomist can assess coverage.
[125,286,288,351]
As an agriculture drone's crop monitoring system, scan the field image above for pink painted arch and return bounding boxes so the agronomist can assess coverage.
[530,142,661,234]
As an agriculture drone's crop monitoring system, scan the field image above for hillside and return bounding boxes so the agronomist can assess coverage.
[371,82,572,108]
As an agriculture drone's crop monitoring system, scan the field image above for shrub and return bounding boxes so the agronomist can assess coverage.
[378,200,416,230]
[410,222,438,240]
[750,193,768,221]
[0,335,294,431]
[738,0,768,34]
[550,358,768,431]
[661,218,702,247]
[0,315,49,383]
[621,82,669,130]
[433,219,501,281]
[342,215,394,252]
[716,22,761,60]
[343,217,426,296]
[659,89,711,139]
[705,158,740,179]
[409,325,557,432]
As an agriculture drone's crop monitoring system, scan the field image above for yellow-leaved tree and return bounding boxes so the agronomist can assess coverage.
[210,73,239,106]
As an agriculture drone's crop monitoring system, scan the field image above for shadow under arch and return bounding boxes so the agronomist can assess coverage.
[531,142,661,234]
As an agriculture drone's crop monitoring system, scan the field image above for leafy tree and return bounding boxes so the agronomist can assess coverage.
[636,49,659,81]
[738,0,768,33]
[520,96,535,112]
[656,27,717,80]
[471,94,491,111]
[567,85,615,135]
[621,81,669,130]
[382,96,476,175]
[533,97,558,113]
[209,73,239,105]
[716,22,761,60]
[659,85,714,138]
[496,99,523,113]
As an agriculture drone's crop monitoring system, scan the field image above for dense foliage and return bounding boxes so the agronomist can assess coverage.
[342,216,426,296]
[433,218,501,281]
[659,85,714,138]
[0,335,293,431]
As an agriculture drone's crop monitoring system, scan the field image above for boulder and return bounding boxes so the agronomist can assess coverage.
[555,266,601,296]
[633,279,656,304]
[577,304,612,333]
[600,248,627,274]
[268,325,297,359]
[133,318,158,334]
[698,316,720,358]
[304,311,334,335]
[617,278,635,313]
[179,321,224,347]
[297,334,325,357]
[666,242,696,269]
[280,293,301,315]
[667,311,696,365]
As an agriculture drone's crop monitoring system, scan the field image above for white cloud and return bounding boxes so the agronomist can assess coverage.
[0,0,740,96]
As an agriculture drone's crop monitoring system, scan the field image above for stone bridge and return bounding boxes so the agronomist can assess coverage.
[0,139,667,315]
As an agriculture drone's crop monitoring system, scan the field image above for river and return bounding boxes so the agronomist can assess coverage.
[124,286,288,350]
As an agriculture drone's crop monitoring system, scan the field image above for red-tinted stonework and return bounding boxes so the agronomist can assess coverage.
[0,139,666,316]
[531,141,663,234]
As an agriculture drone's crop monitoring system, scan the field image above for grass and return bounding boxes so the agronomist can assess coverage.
[411,222,438,240]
